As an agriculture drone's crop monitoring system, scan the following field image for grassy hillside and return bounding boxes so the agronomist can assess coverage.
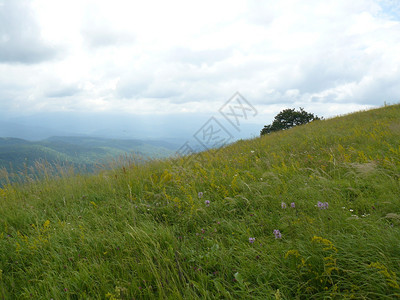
[0,104,399,299]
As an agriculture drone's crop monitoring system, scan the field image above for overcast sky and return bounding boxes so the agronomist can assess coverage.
[1,0,400,137]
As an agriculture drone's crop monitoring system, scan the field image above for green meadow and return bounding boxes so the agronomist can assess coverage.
[0,104,400,299]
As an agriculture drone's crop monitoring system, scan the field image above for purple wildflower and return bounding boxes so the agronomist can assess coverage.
[198,192,204,199]
[317,201,329,209]
[205,200,210,207]
[291,202,295,208]
[273,229,282,239]
[249,237,255,243]
[281,202,287,209]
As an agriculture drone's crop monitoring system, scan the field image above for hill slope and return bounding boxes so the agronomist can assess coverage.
[0,104,399,298]
[0,136,176,182]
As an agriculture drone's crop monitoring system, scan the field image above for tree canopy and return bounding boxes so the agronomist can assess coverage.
[260,108,320,135]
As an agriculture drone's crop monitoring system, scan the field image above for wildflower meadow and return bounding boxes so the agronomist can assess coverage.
[0,104,400,298]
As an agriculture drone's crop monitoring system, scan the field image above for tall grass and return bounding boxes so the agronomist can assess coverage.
[0,104,400,299]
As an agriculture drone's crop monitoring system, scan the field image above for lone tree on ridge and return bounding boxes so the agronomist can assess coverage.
[260,107,321,136]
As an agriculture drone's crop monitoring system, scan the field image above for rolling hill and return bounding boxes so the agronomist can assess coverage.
[0,136,177,185]
[0,104,399,298]
[0,135,177,165]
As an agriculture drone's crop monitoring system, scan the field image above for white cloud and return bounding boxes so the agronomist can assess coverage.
[0,0,59,63]
[0,0,400,135]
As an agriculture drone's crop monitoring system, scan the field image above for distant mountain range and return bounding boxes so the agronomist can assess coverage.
[0,112,262,141]
[0,113,208,141]
[0,136,179,182]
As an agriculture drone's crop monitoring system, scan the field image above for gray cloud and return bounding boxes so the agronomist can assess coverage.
[0,0,59,64]
[116,73,152,99]
[0,0,400,131]
[45,85,80,98]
